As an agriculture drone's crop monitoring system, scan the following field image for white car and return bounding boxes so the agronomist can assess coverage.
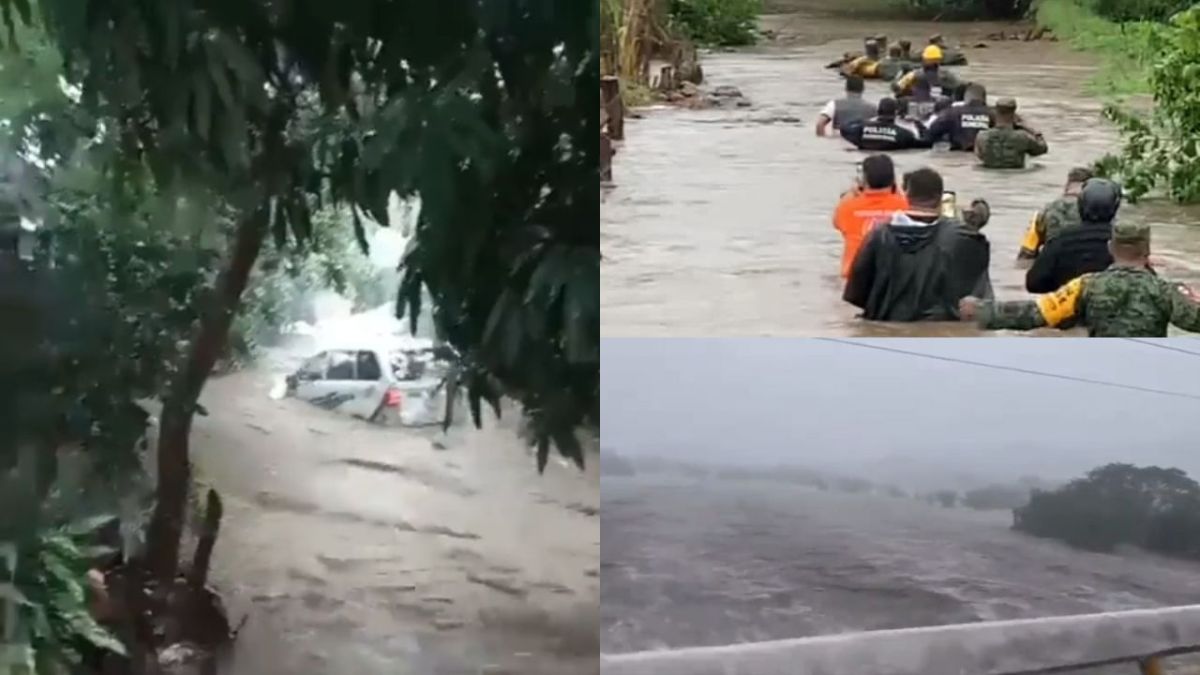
[283,340,458,427]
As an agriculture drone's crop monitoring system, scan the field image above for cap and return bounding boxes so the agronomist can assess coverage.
[1112,222,1150,245]
[921,45,944,62]
[1067,166,1094,184]
[995,97,1017,111]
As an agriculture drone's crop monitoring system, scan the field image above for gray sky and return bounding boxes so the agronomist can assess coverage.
[601,339,1200,487]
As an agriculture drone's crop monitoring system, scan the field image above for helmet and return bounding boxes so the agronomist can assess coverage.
[1078,178,1122,223]
[921,45,944,63]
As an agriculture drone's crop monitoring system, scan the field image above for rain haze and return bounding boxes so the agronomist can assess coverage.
[601,338,1200,487]
[601,338,1200,665]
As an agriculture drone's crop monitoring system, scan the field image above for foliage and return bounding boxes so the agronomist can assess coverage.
[1013,463,1200,555]
[1036,0,1161,96]
[962,484,1030,511]
[669,0,761,46]
[7,517,126,672]
[902,0,1031,18]
[1090,0,1192,22]
[1094,5,1200,202]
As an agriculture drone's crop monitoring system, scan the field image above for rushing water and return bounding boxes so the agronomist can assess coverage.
[600,10,1200,337]
[601,476,1200,664]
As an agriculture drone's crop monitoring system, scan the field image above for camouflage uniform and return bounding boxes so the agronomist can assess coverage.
[1017,195,1081,260]
[975,126,1049,169]
[978,224,1200,337]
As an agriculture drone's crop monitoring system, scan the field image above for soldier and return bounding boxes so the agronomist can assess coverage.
[842,39,882,79]
[892,45,960,97]
[974,98,1047,169]
[1024,178,1120,293]
[959,223,1200,337]
[1017,166,1094,264]
[875,44,912,82]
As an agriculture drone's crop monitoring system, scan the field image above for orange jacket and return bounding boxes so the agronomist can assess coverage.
[834,187,909,278]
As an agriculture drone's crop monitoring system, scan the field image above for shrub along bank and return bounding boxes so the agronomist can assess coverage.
[1037,0,1200,203]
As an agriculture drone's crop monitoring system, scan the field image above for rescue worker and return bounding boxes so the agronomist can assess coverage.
[960,223,1200,337]
[1017,166,1094,264]
[893,45,960,98]
[875,44,912,82]
[1025,178,1121,293]
[901,71,937,123]
[898,39,914,62]
[842,39,882,79]
[840,98,930,151]
[833,154,909,279]
[816,75,875,137]
[974,97,1047,169]
[928,34,968,66]
[926,83,994,151]
[843,167,991,321]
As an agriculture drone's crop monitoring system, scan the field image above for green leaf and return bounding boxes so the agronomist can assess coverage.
[191,72,212,141]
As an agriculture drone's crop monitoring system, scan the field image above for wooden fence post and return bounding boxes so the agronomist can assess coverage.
[600,76,624,141]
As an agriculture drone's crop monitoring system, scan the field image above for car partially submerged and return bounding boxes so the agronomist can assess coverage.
[282,338,459,427]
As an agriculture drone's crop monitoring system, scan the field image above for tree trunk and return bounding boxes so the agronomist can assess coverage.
[145,204,269,583]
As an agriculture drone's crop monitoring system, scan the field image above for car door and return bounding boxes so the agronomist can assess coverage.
[291,352,329,402]
[308,350,365,414]
[343,350,387,419]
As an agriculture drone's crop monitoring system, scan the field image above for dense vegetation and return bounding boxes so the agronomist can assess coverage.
[962,484,1031,511]
[902,0,1032,18]
[1013,463,1200,557]
[669,0,761,46]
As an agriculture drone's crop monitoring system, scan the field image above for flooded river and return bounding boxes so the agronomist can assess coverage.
[601,477,1200,660]
[600,6,1200,336]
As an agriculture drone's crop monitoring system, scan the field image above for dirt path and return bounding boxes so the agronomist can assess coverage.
[189,370,598,674]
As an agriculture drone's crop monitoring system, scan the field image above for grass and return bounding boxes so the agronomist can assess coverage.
[1035,0,1160,98]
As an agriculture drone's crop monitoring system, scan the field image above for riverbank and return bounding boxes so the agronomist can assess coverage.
[1035,0,1159,97]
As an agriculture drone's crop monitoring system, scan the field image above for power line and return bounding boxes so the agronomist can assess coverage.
[1122,337,1200,358]
[817,338,1200,403]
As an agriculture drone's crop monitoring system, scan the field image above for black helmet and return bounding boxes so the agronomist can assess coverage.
[1078,178,1122,223]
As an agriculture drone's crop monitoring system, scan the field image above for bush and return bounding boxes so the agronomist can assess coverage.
[903,0,1031,18]
[669,0,761,46]
[1012,463,1200,557]
[1091,0,1192,22]
[1097,5,1200,202]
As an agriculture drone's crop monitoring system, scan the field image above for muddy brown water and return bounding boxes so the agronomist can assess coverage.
[600,9,1200,337]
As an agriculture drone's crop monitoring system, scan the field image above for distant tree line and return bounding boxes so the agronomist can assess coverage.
[1013,463,1200,558]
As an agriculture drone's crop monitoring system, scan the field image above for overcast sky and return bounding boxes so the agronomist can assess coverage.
[602,339,1200,487]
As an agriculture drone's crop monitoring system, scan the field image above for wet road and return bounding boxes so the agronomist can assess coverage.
[600,10,1200,336]
[601,477,1200,657]
[191,371,599,675]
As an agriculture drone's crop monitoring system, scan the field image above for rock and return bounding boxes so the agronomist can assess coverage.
[680,81,700,97]
[712,85,743,98]
[736,99,752,108]
[433,617,465,630]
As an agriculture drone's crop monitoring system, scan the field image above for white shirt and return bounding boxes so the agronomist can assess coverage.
[820,100,837,120]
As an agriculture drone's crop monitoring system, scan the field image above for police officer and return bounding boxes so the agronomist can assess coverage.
[1017,166,1094,264]
[974,97,1047,169]
[1024,178,1120,293]
[926,83,993,151]
[816,75,876,137]
[840,98,930,151]
[959,223,1200,337]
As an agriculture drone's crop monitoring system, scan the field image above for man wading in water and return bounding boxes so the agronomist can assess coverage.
[816,75,875,137]
[974,97,1048,169]
[961,223,1200,337]
[1017,166,1094,264]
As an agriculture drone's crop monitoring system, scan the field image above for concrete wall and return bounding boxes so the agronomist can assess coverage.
[601,605,1200,675]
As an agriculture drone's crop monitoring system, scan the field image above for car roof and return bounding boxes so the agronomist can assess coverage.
[314,336,436,355]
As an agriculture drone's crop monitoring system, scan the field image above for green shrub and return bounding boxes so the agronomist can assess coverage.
[1098,5,1200,202]
[1091,0,1192,22]
[902,0,1032,18]
[669,0,761,46]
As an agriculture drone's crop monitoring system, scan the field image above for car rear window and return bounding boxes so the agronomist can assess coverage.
[327,351,356,380]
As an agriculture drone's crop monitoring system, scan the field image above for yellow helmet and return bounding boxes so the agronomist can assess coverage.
[921,44,944,63]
